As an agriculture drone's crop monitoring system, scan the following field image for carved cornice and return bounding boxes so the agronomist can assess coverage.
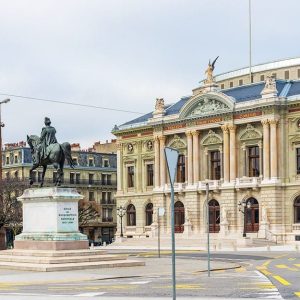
[167,134,186,149]
[239,124,262,141]
[201,130,223,145]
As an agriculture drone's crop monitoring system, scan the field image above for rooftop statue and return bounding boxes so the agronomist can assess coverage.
[27,117,74,187]
[204,56,219,85]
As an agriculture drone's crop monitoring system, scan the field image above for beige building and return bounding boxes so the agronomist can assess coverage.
[113,58,300,245]
[1,141,117,245]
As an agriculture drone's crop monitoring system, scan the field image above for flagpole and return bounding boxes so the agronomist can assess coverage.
[249,0,252,83]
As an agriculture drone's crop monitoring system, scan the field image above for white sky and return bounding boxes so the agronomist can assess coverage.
[0,0,299,148]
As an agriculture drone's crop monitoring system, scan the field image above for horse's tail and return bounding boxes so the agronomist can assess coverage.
[61,142,75,168]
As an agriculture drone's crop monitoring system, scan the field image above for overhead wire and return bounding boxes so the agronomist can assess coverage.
[0,92,145,115]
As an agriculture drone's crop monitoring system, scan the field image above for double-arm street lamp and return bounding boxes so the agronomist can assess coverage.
[0,98,10,182]
[238,199,252,238]
[116,205,126,237]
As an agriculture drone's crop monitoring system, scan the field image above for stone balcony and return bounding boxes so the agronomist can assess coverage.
[235,177,262,189]
[199,180,222,192]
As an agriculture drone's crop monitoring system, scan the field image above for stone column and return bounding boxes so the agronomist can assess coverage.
[159,136,166,187]
[261,119,270,180]
[242,143,247,177]
[186,131,193,185]
[270,119,278,179]
[258,141,263,178]
[219,147,224,180]
[192,130,199,184]
[205,150,209,180]
[154,136,160,188]
[229,124,237,182]
[221,125,230,182]
[116,142,123,191]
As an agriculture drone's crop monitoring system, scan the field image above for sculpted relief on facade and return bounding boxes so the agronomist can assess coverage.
[201,130,223,146]
[189,98,229,117]
[167,134,186,149]
[239,124,262,141]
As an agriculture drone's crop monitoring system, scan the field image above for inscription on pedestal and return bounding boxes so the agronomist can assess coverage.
[57,202,78,232]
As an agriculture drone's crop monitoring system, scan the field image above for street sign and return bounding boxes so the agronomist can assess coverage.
[164,147,179,185]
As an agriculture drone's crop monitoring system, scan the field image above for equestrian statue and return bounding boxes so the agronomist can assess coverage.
[27,117,74,187]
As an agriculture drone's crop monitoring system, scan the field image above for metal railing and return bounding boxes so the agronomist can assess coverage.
[102,217,113,222]
[101,199,116,205]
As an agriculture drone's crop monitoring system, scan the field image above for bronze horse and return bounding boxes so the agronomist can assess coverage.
[27,135,74,187]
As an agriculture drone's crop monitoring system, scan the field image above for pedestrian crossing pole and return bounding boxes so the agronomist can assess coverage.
[165,147,179,300]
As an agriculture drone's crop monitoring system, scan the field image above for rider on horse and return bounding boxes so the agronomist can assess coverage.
[36,117,58,165]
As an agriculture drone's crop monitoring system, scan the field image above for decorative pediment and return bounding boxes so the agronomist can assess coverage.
[179,93,234,119]
[289,135,300,149]
[201,130,223,146]
[239,124,262,141]
[168,134,186,149]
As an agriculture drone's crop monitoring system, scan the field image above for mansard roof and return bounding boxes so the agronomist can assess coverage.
[117,80,300,130]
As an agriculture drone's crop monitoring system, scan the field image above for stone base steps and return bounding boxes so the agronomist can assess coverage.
[0,249,145,271]
[252,238,278,246]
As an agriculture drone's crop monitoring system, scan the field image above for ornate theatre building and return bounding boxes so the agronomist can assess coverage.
[113,59,300,245]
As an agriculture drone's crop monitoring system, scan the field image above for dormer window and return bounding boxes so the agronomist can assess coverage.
[88,158,94,167]
[103,159,109,167]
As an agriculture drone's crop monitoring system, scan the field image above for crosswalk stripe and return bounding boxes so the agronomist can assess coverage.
[75,292,106,297]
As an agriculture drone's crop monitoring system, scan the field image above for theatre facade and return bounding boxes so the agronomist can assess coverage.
[113,64,300,244]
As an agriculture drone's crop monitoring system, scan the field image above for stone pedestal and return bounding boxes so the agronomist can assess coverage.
[183,221,193,237]
[15,187,88,250]
[258,221,269,239]
[220,221,229,236]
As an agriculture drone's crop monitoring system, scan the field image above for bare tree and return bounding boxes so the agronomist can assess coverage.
[78,200,100,227]
[0,178,26,242]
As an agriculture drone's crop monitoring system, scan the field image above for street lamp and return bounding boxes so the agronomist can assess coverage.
[116,205,126,237]
[0,98,10,182]
[238,199,252,238]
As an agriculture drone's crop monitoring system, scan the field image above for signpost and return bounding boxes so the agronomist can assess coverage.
[206,182,211,277]
[164,147,179,300]
[157,207,165,258]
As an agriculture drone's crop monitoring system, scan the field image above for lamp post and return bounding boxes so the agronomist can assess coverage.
[238,199,251,238]
[116,206,126,237]
[0,98,10,182]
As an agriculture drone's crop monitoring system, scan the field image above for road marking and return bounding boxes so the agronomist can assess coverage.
[129,281,151,285]
[294,292,300,298]
[272,275,291,286]
[263,260,272,267]
[288,258,296,261]
[295,264,300,267]
[260,269,272,276]
[276,264,298,271]
[236,267,246,272]
[154,284,204,290]
[75,292,106,297]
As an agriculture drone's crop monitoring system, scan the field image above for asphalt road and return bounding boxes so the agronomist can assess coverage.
[0,251,299,299]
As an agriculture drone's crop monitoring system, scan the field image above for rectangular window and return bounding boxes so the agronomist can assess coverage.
[32,171,37,182]
[260,74,265,81]
[101,174,106,185]
[284,70,289,80]
[89,173,94,184]
[70,173,75,184]
[89,191,94,201]
[298,69,300,79]
[103,159,109,167]
[14,171,18,179]
[239,79,243,86]
[248,146,260,177]
[176,155,186,183]
[14,155,18,164]
[127,166,135,188]
[220,83,224,89]
[107,192,111,201]
[102,208,113,222]
[72,158,78,165]
[210,151,221,180]
[89,158,94,167]
[6,157,9,165]
[229,81,233,88]
[272,73,277,79]
[107,174,111,185]
[76,173,80,184]
[297,148,300,175]
[39,171,44,183]
[102,192,107,202]
[146,164,154,186]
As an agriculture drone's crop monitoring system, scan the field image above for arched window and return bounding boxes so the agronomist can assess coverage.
[208,200,220,233]
[245,198,259,232]
[174,201,185,233]
[145,203,153,226]
[294,197,300,223]
[127,204,136,226]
